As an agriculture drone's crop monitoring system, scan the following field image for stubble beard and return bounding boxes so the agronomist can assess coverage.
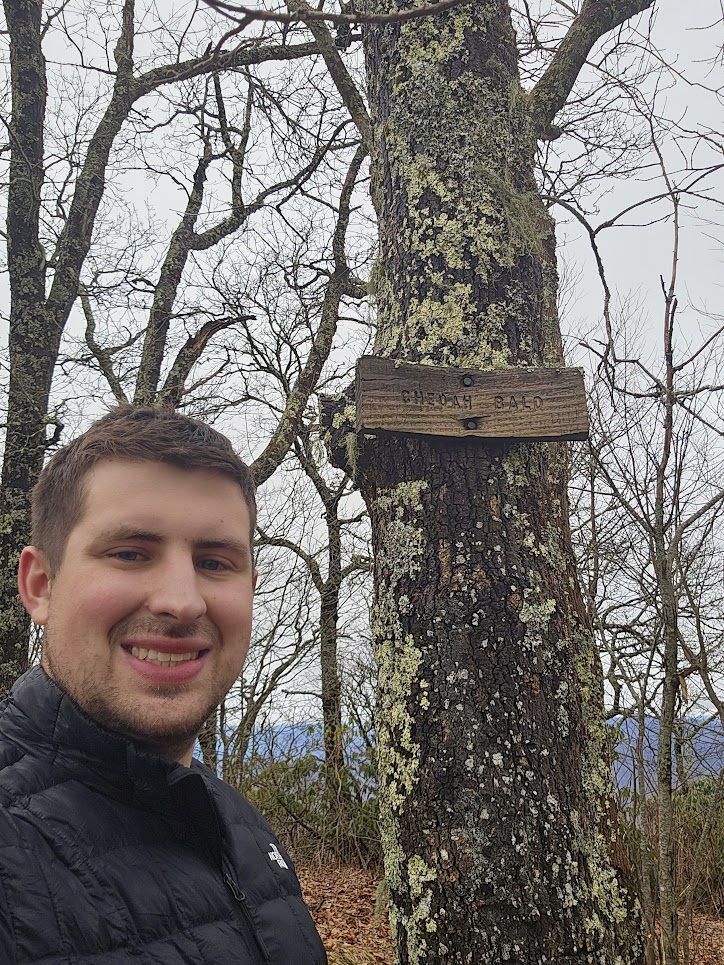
[42,616,223,762]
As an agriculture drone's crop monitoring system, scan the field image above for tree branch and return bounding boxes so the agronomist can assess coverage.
[529,0,656,138]
[158,315,255,408]
[287,0,370,146]
[113,0,135,77]
[79,283,128,403]
[135,40,319,97]
[252,142,367,486]
[135,145,212,405]
[202,0,472,29]
[256,527,324,593]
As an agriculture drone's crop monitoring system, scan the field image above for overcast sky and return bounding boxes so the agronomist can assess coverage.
[560,1,723,367]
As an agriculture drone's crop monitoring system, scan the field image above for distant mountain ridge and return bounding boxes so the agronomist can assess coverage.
[221,716,724,793]
[611,715,724,792]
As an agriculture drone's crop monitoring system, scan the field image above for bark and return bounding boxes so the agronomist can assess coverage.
[317,496,352,789]
[324,0,645,959]
[352,437,642,963]
[320,507,345,778]
[198,708,219,773]
[653,282,679,965]
[655,583,678,965]
[0,0,51,695]
[635,703,658,965]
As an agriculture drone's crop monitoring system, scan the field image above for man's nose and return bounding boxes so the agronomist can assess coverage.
[146,556,207,623]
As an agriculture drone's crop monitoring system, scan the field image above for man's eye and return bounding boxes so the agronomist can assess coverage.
[113,550,142,562]
[198,558,227,572]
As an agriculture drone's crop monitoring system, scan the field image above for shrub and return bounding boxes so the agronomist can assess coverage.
[674,776,724,915]
[227,724,381,866]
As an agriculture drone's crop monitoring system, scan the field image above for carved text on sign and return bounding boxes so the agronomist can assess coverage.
[355,357,590,442]
[495,395,543,411]
[401,389,473,410]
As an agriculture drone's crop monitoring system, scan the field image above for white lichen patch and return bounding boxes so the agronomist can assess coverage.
[519,587,556,649]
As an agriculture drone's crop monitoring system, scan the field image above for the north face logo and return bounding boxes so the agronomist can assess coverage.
[268,843,289,869]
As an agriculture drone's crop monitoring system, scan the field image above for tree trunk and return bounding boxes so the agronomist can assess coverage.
[0,0,52,696]
[653,267,678,965]
[320,509,345,779]
[345,0,644,959]
[636,703,659,965]
[655,581,679,965]
[198,708,219,773]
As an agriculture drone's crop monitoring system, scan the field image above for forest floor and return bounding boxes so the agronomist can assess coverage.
[299,864,391,964]
[298,864,724,964]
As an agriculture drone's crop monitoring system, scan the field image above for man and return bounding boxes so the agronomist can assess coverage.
[0,405,327,965]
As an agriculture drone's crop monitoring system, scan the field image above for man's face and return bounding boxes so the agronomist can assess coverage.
[18,459,257,764]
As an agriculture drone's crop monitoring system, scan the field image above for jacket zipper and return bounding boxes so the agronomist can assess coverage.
[223,869,271,964]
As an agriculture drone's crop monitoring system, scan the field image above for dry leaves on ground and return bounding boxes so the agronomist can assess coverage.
[299,864,724,965]
[687,914,724,965]
[298,864,392,965]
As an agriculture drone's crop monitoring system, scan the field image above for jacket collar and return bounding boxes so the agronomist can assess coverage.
[0,667,205,816]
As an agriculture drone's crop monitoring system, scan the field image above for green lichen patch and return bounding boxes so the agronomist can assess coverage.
[371,480,431,918]
[402,854,439,959]
[330,403,359,475]
[368,8,554,371]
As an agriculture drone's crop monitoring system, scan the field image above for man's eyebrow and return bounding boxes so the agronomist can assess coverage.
[196,538,252,559]
[94,527,163,544]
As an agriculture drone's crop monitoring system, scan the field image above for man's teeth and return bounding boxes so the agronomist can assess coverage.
[130,647,199,666]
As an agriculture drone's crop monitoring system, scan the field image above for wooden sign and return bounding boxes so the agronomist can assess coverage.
[355,357,589,441]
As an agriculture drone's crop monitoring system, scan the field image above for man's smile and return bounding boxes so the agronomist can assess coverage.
[121,641,212,685]
[128,647,201,665]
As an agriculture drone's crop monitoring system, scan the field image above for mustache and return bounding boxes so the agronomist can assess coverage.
[110,616,220,646]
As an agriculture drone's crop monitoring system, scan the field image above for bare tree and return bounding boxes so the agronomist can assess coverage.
[560,63,724,954]
[0,2,375,704]
[576,301,724,963]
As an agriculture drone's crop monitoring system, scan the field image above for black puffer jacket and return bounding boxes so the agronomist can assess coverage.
[0,668,327,965]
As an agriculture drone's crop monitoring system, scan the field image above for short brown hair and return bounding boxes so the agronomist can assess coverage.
[31,405,256,574]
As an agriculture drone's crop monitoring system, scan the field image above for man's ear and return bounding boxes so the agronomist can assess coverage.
[17,547,52,625]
